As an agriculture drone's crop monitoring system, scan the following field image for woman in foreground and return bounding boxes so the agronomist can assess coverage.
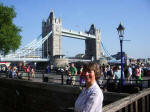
[75,62,103,112]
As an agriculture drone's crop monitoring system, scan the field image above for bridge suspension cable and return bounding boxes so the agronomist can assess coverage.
[9,34,42,57]
[5,31,52,58]
[101,41,114,59]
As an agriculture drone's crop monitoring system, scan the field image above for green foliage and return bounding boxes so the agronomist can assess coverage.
[0,3,22,55]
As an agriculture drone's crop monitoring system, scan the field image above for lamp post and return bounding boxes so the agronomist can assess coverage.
[117,22,125,87]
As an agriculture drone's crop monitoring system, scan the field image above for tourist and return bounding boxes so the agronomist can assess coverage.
[138,65,143,81]
[31,68,35,78]
[114,66,121,83]
[107,65,114,83]
[135,66,140,83]
[97,72,105,88]
[65,65,69,75]
[79,65,85,85]
[68,63,77,85]
[103,65,108,79]
[128,65,132,83]
[75,62,103,112]
[12,67,17,78]
[7,66,12,78]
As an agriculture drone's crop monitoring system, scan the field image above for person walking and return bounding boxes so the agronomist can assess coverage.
[114,66,121,83]
[128,65,132,83]
[31,68,35,78]
[75,62,103,112]
[135,66,140,83]
[68,63,77,85]
[79,65,85,85]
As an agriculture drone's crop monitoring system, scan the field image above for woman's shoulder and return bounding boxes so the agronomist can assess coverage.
[91,83,103,94]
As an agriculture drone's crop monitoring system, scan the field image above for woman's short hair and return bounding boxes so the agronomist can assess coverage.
[82,62,101,80]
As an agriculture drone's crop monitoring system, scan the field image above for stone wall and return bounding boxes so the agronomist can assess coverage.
[0,78,129,112]
[103,92,129,106]
[53,58,68,67]
[0,78,80,112]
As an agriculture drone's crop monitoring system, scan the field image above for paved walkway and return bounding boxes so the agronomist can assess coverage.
[1,72,150,87]
[29,72,80,85]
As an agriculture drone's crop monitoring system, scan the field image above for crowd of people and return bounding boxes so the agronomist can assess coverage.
[4,62,150,86]
[63,62,150,87]
[100,64,150,84]
[7,65,35,79]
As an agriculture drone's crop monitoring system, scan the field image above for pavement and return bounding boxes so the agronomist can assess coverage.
[29,72,81,85]
[1,72,150,87]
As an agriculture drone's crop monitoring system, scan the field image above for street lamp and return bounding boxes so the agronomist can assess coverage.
[117,22,125,87]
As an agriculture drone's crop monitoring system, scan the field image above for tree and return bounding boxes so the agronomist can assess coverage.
[0,4,21,55]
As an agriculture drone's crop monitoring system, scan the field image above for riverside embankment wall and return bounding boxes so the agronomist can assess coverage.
[0,78,128,112]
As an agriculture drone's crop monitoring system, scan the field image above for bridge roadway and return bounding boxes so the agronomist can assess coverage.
[0,57,91,62]
[61,28,96,40]
[0,57,49,62]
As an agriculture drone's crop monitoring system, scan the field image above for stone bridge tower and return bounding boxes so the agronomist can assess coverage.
[42,11,62,58]
[85,24,101,60]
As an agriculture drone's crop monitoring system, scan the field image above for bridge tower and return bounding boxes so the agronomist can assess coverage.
[42,11,62,58]
[85,24,101,60]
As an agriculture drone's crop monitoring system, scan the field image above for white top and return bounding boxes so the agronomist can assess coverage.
[75,82,103,112]
[128,67,132,75]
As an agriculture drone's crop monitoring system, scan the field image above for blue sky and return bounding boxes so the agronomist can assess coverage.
[1,0,150,59]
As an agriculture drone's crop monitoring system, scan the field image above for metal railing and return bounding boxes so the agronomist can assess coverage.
[0,71,82,86]
[103,88,150,112]
[1,71,150,89]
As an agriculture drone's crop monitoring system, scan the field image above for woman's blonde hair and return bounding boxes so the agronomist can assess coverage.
[82,62,101,80]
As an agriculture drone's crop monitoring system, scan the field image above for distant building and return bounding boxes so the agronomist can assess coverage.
[111,52,126,60]
[53,55,66,59]
[53,55,68,68]
[147,58,150,64]
[98,57,108,65]
[111,52,128,65]
[75,54,85,59]
[129,58,136,65]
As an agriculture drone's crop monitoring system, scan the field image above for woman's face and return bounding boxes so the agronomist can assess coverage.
[83,70,95,84]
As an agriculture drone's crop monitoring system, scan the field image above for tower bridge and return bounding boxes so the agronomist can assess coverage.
[0,11,102,64]
[42,11,101,60]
